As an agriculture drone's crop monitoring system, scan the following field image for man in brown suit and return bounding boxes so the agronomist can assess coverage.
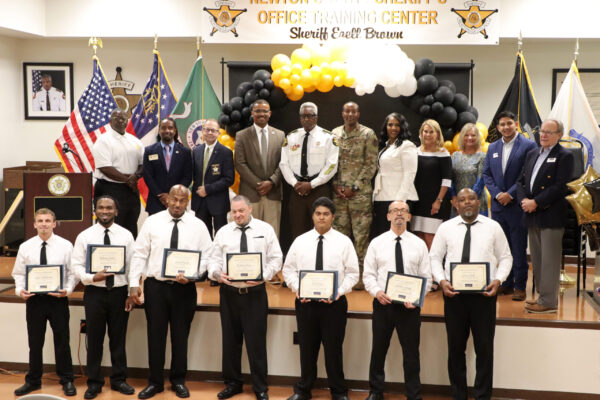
[234,100,285,236]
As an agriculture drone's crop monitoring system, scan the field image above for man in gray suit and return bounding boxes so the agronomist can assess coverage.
[234,100,285,236]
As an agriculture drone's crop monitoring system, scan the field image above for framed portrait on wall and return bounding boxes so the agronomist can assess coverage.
[23,62,74,120]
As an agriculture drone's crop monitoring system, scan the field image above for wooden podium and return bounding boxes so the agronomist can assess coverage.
[24,172,93,243]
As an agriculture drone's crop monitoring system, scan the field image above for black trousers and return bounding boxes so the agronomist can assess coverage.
[83,285,129,388]
[294,296,348,397]
[219,284,268,393]
[195,207,227,239]
[94,179,140,238]
[143,278,197,387]
[25,295,73,385]
[288,184,331,240]
[443,294,496,400]
[372,201,392,237]
[369,300,422,400]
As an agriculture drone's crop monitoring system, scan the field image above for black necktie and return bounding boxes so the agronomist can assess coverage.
[46,91,50,111]
[395,236,404,274]
[104,228,114,289]
[461,222,477,263]
[171,219,180,249]
[40,242,47,265]
[315,235,324,270]
[300,132,309,177]
[239,226,249,252]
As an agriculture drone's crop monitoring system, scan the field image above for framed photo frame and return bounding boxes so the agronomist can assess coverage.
[23,62,74,120]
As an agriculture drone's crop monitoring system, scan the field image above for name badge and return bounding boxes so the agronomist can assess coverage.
[493,152,499,158]
[149,154,159,161]
[547,157,556,163]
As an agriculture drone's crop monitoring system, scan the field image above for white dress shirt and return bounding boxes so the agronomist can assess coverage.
[129,210,213,287]
[283,228,359,296]
[93,127,144,182]
[71,222,134,287]
[254,124,269,153]
[429,215,513,284]
[501,134,517,174]
[207,217,283,288]
[32,87,66,111]
[280,125,339,188]
[12,233,77,296]
[363,230,432,297]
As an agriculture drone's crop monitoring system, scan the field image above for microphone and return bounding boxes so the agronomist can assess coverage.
[61,142,85,171]
[62,143,71,154]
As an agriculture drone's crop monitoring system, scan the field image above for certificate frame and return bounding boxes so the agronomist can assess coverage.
[85,244,126,274]
[450,262,490,293]
[226,252,263,282]
[298,270,338,301]
[25,264,63,293]
[384,271,427,308]
[161,248,202,280]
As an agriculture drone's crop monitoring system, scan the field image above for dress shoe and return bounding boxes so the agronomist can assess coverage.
[218,385,243,399]
[172,383,190,398]
[497,286,514,295]
[512,289,526,301]
[525,303,557,314]
[365,393,384,400]
[63,381,77,396]
[111,381,135,395]
[286,394,311,400]
[84,386,102,399]
[255,391,269,400]
[525,298,538,305]
[14,382,41,396]
[138,384,164,399]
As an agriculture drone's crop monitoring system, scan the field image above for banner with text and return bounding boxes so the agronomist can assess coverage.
[200,0,499,44]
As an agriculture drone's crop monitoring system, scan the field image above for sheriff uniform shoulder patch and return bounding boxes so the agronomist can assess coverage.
[282,137,288,147]
[332,136,339,147]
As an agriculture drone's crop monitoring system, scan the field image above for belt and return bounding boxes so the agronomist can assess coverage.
[222,282,265,295]
[294,173,319,182]
[147,277,177,285]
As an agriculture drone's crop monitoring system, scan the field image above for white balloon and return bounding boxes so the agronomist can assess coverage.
[384,85,402,98]
[402,77,418,96]
[355,87,366,96]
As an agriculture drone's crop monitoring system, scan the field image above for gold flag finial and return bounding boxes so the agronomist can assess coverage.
[196,36,202,58]
[574,38,580,65]
[88,37,103,56]
[154,34,158,51]
[517,30,522,53]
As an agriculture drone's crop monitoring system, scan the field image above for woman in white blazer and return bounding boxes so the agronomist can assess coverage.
[372,112,418,235]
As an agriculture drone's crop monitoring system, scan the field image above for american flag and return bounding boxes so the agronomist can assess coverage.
[32,70,42,93]
[54,57,117,172]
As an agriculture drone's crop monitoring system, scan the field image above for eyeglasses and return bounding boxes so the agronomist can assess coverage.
[539,130,559,135]
[300,114,317,119]
[388,208,409,214]
[204,128,219,133]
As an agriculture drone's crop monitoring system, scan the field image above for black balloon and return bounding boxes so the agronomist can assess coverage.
[438,106,458,127]
[467,105,479,120]
[230,110,242,122]
[253,79,264,91]
[230,96,244,111]
[218,113,230,127]
[244,89,258,106]
[424,94,435,105]
[431,101,444,115]
[438,80,457,95]
[259,88,270,99]
[434,86,454,106]
[268,87,288,108]
[456,111,477,131]
[419,104,431,117]
[236,82,252,98]
[252,69,271,82]
[417,74,438,95]
[241,107,251,120]
[409,95,425,113]
[264,79,275,91]
[452,93,469,113]
[227,122,242,136]
[221,103,233,115]
[414,58,435,78]
[443,127,455,141]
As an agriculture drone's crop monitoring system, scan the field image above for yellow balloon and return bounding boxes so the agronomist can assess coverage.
[304,85,316,93]
[289,73,301,86]
[343,75,355,87]
[300,69,313,88]
[330,61,343,77]
[279,78,291,90]
[316,74,334,92]
[291,63,303,76]
[452,133,460,151]
[476,122,488,141]
[311,46,331,67]
[320,62,331,76]
[482,142,489,153]
[329,43,348,62]
[443,140,454,154]
[271,69,282,85]
[291,48,311,69]
[271,53,291,71]
[283,85,293,95]
[333,76,344,87]
[288,91,304,101]
[310,66,321,85]
[279,65,292,79]
[218,133,233,147]
[337,65,348,79]
[292,84,304,96]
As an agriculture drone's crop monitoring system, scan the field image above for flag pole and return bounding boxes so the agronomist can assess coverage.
[196,36,202,58]
[517,30,522,54]
[574,38,580,66]
[154,34,158,51]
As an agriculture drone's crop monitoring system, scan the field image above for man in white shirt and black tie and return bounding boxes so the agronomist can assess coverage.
[430,188,512,400]
[11,208,77,397]
[283,197,359,400]
[208,195,283,400]
[363,201,431,400]
[129,185,212,399]
[71,195,136,399]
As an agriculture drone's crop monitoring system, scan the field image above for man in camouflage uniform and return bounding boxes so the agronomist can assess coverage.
[332,102,378,289]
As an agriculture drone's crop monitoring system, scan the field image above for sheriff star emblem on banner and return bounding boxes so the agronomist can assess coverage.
[451,1,498,39]
[203,0,247,37]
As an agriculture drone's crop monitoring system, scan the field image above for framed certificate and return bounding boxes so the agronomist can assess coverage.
[384,272,427,307]
[226,252,263,281]
[161,249,202,279]
[298,270,338,301]
[86,244,126,274]
[450,262,490,292]
[26,264,63,293]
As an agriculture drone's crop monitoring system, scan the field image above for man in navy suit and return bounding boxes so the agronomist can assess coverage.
[192,119,235,238]
[517,119,574,314]
[483,111,537,301]
[143,118,193,215]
